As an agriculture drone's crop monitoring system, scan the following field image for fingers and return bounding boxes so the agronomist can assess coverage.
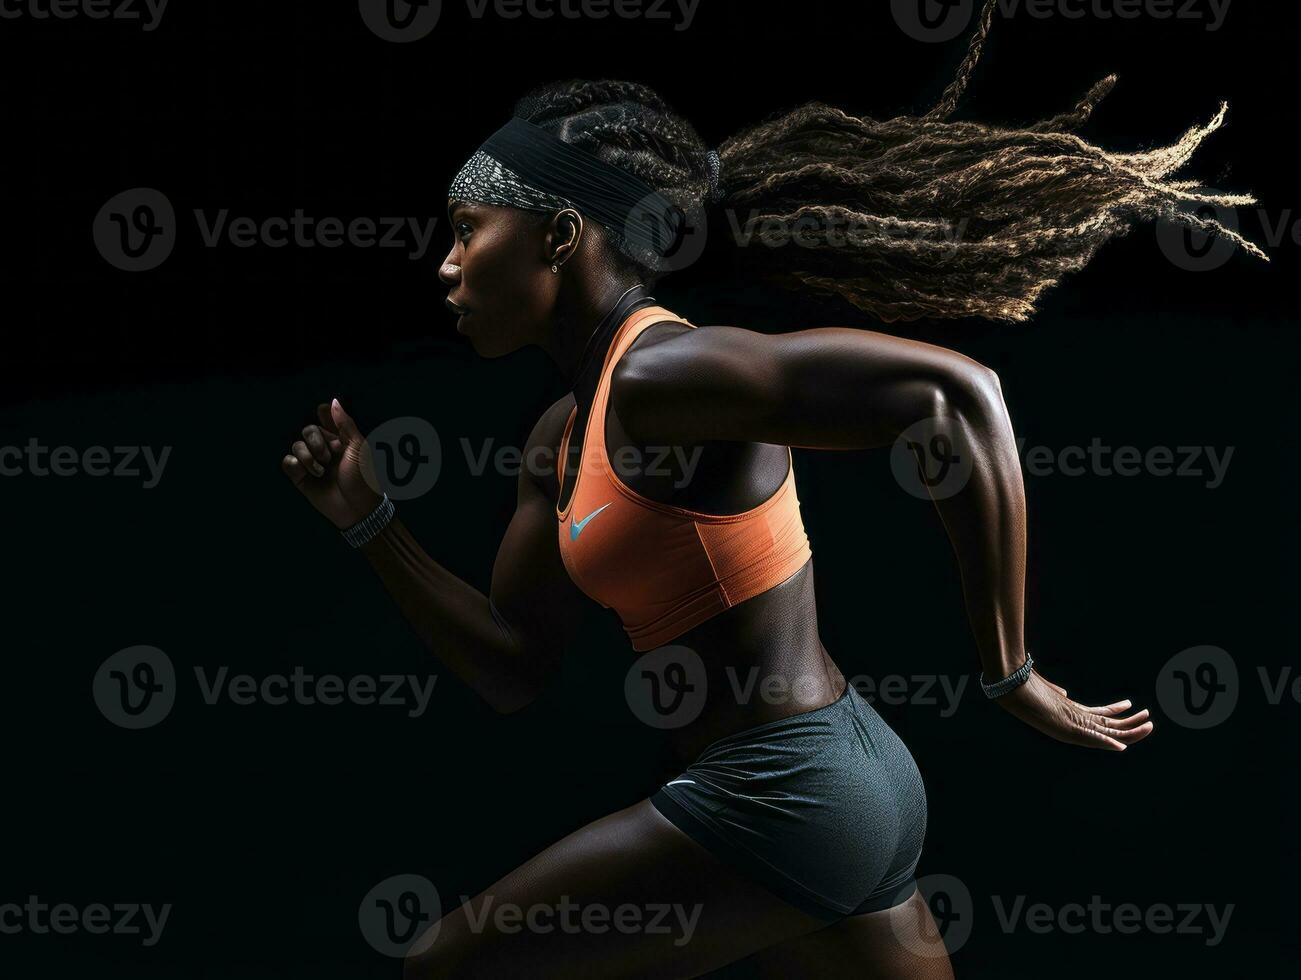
[301,425,333,468]
[1093,709,1155,745]
[291,440,324,478]
[281,453,308,487]
[1082,699,1133,716]
[1077,709,1155,750]
[1094,708,1151,730]
[315,402,339,437]
[1058,701,1154,752]
[1086,718,1153,747]
[1107,720,1154,744]
[1084,730,1129,752]
[330,397,362,445]
[282,403,348,487]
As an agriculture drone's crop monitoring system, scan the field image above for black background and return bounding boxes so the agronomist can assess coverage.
[2,0,1296,976]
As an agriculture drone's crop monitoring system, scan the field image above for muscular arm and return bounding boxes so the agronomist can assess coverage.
[356,401,592,714]
[614,324,1026,680]
[613,324,1153,750]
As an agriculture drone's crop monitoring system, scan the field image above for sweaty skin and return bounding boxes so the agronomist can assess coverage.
[280,199,1153,978]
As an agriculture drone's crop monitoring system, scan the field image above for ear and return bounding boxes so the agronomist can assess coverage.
[546,208,584,269]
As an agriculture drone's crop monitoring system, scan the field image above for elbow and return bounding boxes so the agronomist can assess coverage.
[932,357,1005,421]
[483,600,559,714]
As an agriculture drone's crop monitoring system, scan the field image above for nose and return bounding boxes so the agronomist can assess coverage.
[438,259,461,287]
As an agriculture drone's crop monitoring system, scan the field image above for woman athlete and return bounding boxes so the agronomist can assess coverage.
[281,5,1259,976]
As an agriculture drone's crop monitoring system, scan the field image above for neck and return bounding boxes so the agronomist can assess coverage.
[547,278,648,387]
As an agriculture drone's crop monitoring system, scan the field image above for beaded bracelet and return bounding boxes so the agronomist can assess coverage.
[980,652,1035,699]
[340,493,394,548]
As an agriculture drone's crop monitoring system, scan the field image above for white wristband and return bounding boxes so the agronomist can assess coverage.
[340,494,394,548]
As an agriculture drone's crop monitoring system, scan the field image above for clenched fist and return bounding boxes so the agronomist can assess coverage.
[281,398,383,529]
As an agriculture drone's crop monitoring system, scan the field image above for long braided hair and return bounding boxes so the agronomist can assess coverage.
[513,0,1265,323]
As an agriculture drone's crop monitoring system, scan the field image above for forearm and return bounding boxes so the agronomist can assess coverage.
[357,518,547,713]
[774,334,1030,676]
[923,373,1027,680]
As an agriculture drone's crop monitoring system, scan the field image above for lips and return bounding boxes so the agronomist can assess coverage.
[445,297,469,316]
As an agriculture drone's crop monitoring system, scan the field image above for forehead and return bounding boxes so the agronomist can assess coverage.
[447,197,495,217]
[447,199,545,224]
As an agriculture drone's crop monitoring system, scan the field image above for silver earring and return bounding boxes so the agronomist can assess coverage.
[551,264,559,273]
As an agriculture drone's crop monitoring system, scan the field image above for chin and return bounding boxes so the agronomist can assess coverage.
[460,318,526,358]
[465,327,514,359]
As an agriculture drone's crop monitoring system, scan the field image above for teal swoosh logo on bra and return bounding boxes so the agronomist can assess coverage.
[570,502,612,541]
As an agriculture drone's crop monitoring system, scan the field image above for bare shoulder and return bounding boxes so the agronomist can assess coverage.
[613,319,778,410]
[616,320,775,376]
[623,317,696,354]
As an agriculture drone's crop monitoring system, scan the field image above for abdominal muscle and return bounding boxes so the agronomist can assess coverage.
[655,560,847,766]
[588,437,843,767]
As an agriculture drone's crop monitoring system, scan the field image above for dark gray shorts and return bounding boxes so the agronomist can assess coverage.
[649,682,927,922]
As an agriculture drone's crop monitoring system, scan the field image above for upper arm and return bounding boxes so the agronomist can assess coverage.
[611,324,999,450]
[486,399,594,675]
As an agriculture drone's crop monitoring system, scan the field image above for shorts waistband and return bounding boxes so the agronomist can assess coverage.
[689,680,858,758]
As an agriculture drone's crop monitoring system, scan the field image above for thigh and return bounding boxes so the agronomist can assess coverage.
[402,799,829,980]
[750,887,956,980]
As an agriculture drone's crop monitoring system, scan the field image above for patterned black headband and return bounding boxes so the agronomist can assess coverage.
[447,116,686,259]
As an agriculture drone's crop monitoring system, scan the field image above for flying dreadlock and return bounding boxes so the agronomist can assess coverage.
[513,0,1265,322]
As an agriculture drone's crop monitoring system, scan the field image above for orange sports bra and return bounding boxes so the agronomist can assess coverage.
[555,305,813,651]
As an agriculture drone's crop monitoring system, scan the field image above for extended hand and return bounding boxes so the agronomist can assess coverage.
[995,671,1154,751]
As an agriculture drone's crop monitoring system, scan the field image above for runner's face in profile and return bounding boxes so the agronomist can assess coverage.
[441,199,560,358]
